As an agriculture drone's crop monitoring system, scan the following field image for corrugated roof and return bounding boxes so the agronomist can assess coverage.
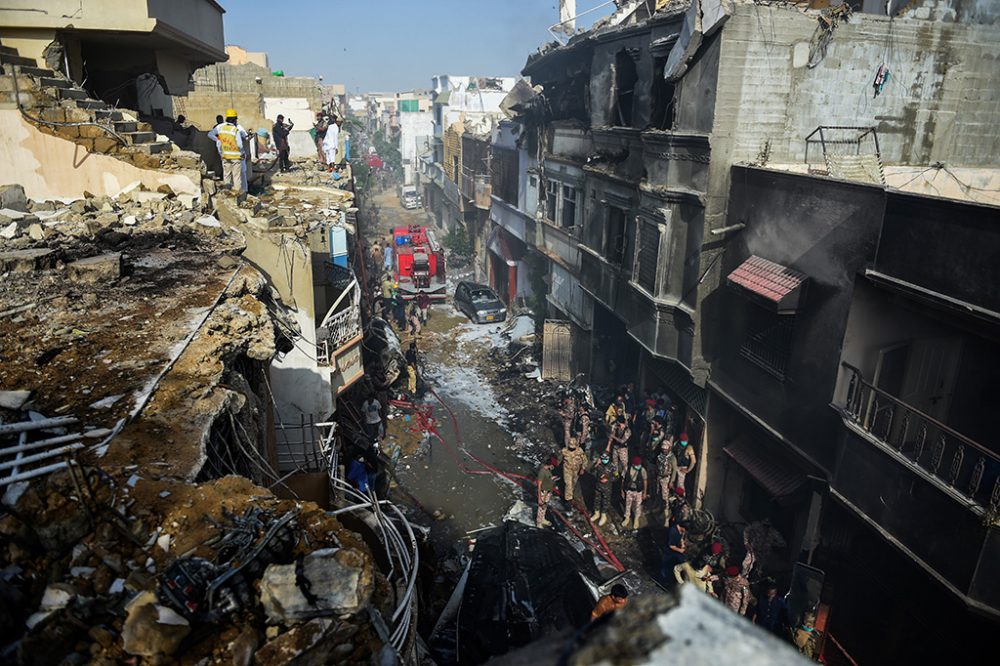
[724,439,806,499]
[727,255,808,313]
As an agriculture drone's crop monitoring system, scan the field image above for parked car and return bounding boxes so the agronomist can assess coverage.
[454,281,506,324]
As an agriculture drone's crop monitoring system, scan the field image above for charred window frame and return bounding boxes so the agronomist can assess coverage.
[651,57,676,131]
[613,49,639,128]
[492,147,519,207]
[605,206,635,272]
[740,307,795,380]
[546,180,559,222]
[560,185,579,229]
[634,219,660,294]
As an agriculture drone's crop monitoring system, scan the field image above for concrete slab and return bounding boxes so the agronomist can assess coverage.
[0,248,55,272]
[66,252,122,283]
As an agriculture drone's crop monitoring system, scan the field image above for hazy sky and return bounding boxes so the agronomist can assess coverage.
[222,0,614,93]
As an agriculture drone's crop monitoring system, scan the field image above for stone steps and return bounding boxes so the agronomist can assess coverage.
[0,46,18,56]
[58,87,89,101]
[123,131,156,145]
[113,120,138,133]
[94,109,123,121]
[76,99,109,110]
[0,53,36,68]
[39,77,72,89]
[125,141,171,155]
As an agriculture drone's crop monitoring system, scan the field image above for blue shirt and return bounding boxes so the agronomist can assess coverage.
[383,246,393,268]
[348,459,372,493]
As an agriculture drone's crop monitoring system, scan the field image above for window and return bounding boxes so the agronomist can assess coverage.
[492,147,519,206]
[606,207,628,266]
[740,307,795,380]
[546,180,559,222]
[634,220,660,293]
[560,185,578,229]
[452,156,459,183]
[614,49,639,127]
[651,57,676,130]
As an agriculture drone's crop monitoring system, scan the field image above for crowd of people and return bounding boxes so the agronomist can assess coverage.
[538,386,816,655]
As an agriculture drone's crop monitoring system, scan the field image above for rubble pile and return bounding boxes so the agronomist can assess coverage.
[0,183,220,250]
[0,181,395,663]
[0,471,389,664]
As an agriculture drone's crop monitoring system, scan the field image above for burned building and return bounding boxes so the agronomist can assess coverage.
[493,0,1000,661]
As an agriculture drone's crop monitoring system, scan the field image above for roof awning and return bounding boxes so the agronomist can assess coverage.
[727,255,808,314]
[487,226,524,267]
[724,439,806,500]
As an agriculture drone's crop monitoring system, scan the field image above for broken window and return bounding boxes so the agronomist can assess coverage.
[546,181,559,223]
[634,220,660,293]
[651,57,676,130]
[561,185,578,229]
[606,207,630,267]
[740,307,795,380]
[492,147,519,206]
[613,50,639,128]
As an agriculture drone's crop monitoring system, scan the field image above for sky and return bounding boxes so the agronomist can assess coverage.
[221,0,615,93]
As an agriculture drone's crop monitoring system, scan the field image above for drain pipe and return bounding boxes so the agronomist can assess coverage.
[710,222,746,236]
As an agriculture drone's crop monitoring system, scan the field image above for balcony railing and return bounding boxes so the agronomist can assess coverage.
[838,362,1000,511]
[316,281,362,366]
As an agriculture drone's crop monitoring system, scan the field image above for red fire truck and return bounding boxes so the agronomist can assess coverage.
[392,225,447,300]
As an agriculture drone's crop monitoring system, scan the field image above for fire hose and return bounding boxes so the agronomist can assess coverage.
[389,388,625,572]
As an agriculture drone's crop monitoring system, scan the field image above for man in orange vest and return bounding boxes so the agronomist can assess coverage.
[208,109,247,197]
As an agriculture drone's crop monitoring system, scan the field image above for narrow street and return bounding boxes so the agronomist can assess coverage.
[360,191,658,592]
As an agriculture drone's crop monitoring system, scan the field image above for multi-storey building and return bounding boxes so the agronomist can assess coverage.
[496,0,1000,660]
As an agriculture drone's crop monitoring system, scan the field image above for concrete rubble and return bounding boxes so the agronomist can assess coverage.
[0,175,390,664]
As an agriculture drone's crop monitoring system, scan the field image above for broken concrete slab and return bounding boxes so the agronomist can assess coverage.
[0,221,19,239]
[260,548,373,625]
[0,390,31,410]
[253,618,340,666]
[129,191,168,205]
[122,590,191,657]
[0,248,56,272]
[0,184,28,212]
[66,252,122,283]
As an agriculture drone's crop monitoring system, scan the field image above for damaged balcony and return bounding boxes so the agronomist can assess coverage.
[316,278,364,396]
[831,361,1000,617]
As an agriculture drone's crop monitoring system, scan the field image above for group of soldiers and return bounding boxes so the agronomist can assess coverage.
[536,387,696,531]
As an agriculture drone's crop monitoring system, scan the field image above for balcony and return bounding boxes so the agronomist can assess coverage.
[316,281,364,394]
[832,362,1000,615]
[838,362,999,509]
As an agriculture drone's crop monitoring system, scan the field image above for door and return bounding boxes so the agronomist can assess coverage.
[898,336,963,422]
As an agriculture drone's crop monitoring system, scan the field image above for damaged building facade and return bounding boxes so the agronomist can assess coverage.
[488,0,1000,662]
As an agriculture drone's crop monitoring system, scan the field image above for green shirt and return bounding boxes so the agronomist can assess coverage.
[537,466,557,492]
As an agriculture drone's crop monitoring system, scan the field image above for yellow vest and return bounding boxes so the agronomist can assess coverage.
[217,123,242,160]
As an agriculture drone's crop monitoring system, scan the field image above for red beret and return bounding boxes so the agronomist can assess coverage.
[679,432,689,442]
[631,455,643,465]
[725,565,740,577]
[710,542,723,555]
[674,487,685,496]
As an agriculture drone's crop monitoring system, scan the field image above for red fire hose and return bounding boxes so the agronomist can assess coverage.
[389,388,625,572]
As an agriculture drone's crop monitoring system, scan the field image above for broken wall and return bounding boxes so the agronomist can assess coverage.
[0,110,200,201]
[236,224,335,424]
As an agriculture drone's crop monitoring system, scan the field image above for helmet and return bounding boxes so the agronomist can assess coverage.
[225,108,238,118]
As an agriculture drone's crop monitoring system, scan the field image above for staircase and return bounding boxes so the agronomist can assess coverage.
[0,43,173,158]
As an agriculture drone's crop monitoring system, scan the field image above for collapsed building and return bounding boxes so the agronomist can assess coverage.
[413,0,1000,662]
[0,12,416,661]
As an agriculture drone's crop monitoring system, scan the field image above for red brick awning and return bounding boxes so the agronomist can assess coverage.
[727,255,808,313]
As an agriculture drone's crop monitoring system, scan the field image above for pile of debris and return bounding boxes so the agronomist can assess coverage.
[1,471,389,664]
[0,181,398,662]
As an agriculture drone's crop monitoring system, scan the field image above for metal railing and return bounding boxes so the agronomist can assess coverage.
[838,362,1000,511]
[274,418,338,474]
[316,281,362,367]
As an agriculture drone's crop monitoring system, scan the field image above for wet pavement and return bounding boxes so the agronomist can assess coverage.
[363,191,662,591]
